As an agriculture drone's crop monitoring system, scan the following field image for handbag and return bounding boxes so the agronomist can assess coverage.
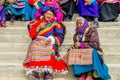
[63,48,93,65]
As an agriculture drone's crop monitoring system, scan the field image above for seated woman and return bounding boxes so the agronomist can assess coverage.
[78,0,99,28]
[23,6,68,80]
[99,0,120,21]
[65,17,111,80]
[0,0,7,27]
[28,0,44,20]
[6,0,31,21]
[34,0,63,23]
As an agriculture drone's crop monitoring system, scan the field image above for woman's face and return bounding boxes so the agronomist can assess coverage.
[76,19,84,29]
[43,10,54,22]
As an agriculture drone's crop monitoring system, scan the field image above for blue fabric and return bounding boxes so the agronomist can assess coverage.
[78,0,99,17]
[73,49,111,80]
[90,0,96,4]
[30,2,43,20]
[6,1,31,21]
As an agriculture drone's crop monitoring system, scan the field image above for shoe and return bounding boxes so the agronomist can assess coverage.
[64,17,71,22]
[93,22,99,28]
[11,15,15,22]
[43,71,53,80]
[0,22,2,27]
[1,21,7,27]
[28,71,40,80]
[78,74,87,80]
[86,77,93,80]
[94,77,103,80]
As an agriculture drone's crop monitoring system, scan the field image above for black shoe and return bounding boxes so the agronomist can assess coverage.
[43,71,53,80]
[93,22,99,28]
[11,15,15,22]
[94,77,103,80]
[28,71,40,80]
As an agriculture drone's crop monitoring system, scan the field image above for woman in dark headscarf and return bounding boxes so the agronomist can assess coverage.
[99,0,120,21]
[23,6,68,80]
[68,17,111,80]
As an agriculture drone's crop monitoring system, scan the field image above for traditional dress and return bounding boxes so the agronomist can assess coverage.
[0,6,5,22]
[6,0,31,21]
[0,0,6,27]
[72,18,111,80]
[78,0,99,17]
[23,19,68,75]
[99,0,120,21]
[28,0,44,20]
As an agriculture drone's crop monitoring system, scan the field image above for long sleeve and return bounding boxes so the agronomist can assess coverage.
[28,0,36,5]
[53,23,65,46]
[28,20,42,39]
[83,28,101,50]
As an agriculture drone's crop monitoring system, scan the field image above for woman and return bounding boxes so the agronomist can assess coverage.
[34,0,63,23]
[6,0,31,21]
[78,0,99,28]
[67,17,111,80]
[28,0,44,20]
[0,0,6,27]
[99,0,120,21]
[57,0,77,21]
[23,6,68,80]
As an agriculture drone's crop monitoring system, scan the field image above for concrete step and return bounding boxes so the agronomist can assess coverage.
[0,35,120,43]
[0,62,119,80]
[6,21,120,28]
[0,52,120,64]
[0,43,120,53]
[1,23,120,35]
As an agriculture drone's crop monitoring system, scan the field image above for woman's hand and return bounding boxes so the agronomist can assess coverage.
[45,38,51,45]
[35,4,39,10]
[36,22,46,32]
[74,42,80,48]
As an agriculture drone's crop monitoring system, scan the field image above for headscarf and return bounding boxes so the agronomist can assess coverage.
[34,6,58,20]
[75,17,89,35]
[34,6,63,23]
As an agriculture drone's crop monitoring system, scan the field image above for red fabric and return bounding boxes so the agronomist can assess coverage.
[23,56,67,70]
[97,0,104,3]
[28,0,36,5]
[29,20,42,39]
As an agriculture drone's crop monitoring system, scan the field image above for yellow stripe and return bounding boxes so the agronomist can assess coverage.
[56,38,60,46]
[38,23,61,35]
[82,26,92,41]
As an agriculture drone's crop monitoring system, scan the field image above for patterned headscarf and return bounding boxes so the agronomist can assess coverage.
[75,17,89,35]
[39,6,58,16]
[34,6,58,20]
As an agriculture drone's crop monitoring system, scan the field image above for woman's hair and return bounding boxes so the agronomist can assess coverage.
[76,17,85,24]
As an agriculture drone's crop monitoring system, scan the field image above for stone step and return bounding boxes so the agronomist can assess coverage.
[1,24,120,36]
[0,52,120,64]
[0,43,120,53]
[6,21,120,28]
[0,35,120,43]
[0,62,119,80]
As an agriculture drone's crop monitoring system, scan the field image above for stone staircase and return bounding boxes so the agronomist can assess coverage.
[0,21,120,80]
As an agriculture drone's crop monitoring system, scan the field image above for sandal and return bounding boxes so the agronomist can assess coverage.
[78,74,87,80]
